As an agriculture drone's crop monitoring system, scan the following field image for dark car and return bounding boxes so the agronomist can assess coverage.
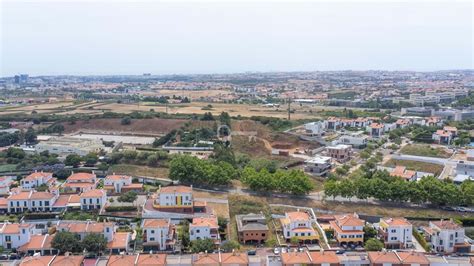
[0,254,8,260]
[247,250,257,256]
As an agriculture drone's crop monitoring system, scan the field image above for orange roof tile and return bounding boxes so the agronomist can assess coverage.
[397,252,429,264]
[67,172,96,181]
[24,172,52,181]
[287,211,310,221]
[382,217,412,227]
[193,254,220,265]
[143,219,170,228]
[220,253,249,265]
[160,185,192,193]
[80,189,105,198]
[191,217,218,228]
[106,255,136,266]
[281,252,311,265]
[309,251,340,264]
[106,175,131,181]
[107,232,129,249]
[136,254,166,266]
[368,252,401,264]
[20,255,56,266]
[431,219,462,230]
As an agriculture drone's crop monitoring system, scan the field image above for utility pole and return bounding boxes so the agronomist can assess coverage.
[287,97,291,121]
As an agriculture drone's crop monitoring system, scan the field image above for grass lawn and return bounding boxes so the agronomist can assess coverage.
[62,211,97,221]
[0,164,17,172]
[384,159,444,175]
[400,144,452,158]
[109,164,170,178]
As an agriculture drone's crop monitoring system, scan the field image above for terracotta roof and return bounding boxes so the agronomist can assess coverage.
[51,255,84,266]
[67,172,96,181]
[24,172,52,181]
[0,198,7,208]
[107,232,129,249]
[18,234,53,251]
[281,252,311,264]
[368,252,401,264]
[2,223,31,234]
[431,219,462,230]
[397,252,429,264]
[370,123,384,129]
[20,255,56,266]
[106,255,136,266]
[309,251,340,264]
[382,217,412,227]
[105,175,131,181]
[30,192,55,200]
[143,219,170,228]
[220,252,249,265]
[191,217,218,228]
[435,130,451,137]
[8,191,32,200]
[136,254,166,266]
[334,213,365,227]
[80,189,105,198]
[287,211,310,221]
[160,185,192,193]
[193,254,220,265]
[443,126,458,132]
[390,166,416,180]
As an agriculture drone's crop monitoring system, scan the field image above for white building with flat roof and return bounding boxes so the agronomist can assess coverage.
[304,156,332,177]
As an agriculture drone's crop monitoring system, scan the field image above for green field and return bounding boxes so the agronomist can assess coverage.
[400,144,452,158]
[0,164,17,172]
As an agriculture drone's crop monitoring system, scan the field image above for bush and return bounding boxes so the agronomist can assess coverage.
[104,206,137,212]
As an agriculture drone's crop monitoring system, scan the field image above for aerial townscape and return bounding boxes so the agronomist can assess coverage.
[1,0,473,265]
[0,69,472,265]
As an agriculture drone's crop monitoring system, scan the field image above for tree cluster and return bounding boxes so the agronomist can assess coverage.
[241,167,314,195]
[51,232,107,254]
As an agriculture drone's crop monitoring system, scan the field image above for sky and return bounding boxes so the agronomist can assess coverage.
[0,0,473,76]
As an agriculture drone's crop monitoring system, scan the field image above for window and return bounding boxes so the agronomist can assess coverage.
[39,201,42,206]
[45,201,49,206]
[262,233,266,237]
[151,230,155,234]
[196,229,200,233]
[150,237,155,241]
[32,201,35,207]
[96,199,99,204]
[391,229,396,233]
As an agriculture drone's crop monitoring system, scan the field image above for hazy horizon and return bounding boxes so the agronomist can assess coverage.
[1,1,473,76]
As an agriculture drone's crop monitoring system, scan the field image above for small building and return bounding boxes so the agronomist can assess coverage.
[192,252,249,266]
[271,142,293,156]
[142,219,176,251]
[326,144,352,163]
[0,222,34,250]
[55,220,114,242]
[151,185,207,214]
[368,123,384,138]
[20,171,55,190]
[162,146,214,159]
[107,232,131,254]
[304,156,332,177]
[455,160,474,178]
[7,191,58,213]
[189,216,220,243]
[106,254,166,266]
[389,166,417,181]
[281,250,339,266]
[367,251,401,266]
[18,234,57,255]
[423,219,469,253]
[80,189,106,211]
[104,174,143,194]
[304,121,326,136]
[337,132,368,149]
[378,217,413,249]
[63,172,97,193]
[395,119,411,129]
[329,213,364,247]
[236,213,269,244]
[432,130,453,145]
[280,211,318,244]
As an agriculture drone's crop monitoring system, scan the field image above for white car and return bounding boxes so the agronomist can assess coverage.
[273,248,280,255]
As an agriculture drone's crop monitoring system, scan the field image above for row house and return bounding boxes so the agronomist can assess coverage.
[189,216,220,244]
[236,213,269,244]
[395,119,411,129]
[423,219,469,253]
[104,174,143,194]
[142,219,176,251]
[18,234,56,255]
[192,252,249,266]
[7,191,58,213]
[107,254,167,266]
[280,211,318,244]
[20,171,55,190]
[0,222,34,250]
[281,250,339,266]
[80,189,107,211]
[368,251,430,266]
[329,213,365,246]
[106,252,250,266]
[378,217,413,249]
[55,220,115,242]
[20,255,85,266]
[63,172,97,193]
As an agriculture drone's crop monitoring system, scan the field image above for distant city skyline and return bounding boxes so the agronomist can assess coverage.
[1,1,473,76]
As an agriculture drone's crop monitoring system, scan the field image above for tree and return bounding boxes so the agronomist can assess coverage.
[219,112,231,127]
[364,238,384,251]
[363,225,377,240]
[65,154,82,168]
[25,128,37,145]
[121,116,131,125]
[179,220,190,248]
[51,231,82,253]
[118,191,138,203]
[190,238,215,253]
[290,236,300,246]
[201,112,215,121]
[82,233,107,253]
[83,153,98,167]
[220,240,240,252]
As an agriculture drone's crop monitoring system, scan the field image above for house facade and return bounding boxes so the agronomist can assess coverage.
[280,211,318,244]
[378,218,413,249]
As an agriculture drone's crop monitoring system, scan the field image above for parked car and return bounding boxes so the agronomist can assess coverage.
[247,250,256,256]
[273,248,280,255]
[0,254,8,260]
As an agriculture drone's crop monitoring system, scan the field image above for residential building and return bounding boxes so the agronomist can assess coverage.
[432,130,453,145]
[152,185,207,214]
[162,146,214,159]
[0,222,34,250]
[327,117,342,131]
[367,251,402,266]
[20,171,55,190]
[189,216,220,243]
[7,191,58,213]
[397,252,429,266]
[18,234,56,255]
[280,211,318,244]
[304,156,332,177]
[63,172,97,193]
[142,219,176,251]
[368,123,384,138]
[104,174,143,194]
[337,132,368,148]
[281,251,339,266]
[192,252,249,266]
[236,213,269,244]
[329,213,365,246]
[107,232,131,254]
[389,166,417,181]
[423,219,469,253]
[327,144,352,162]
[55,220,114,242]
[401,107,433,117]
[106,254,167,266]
[455,161,474,178]
[304,121,326,136]
[395,119,411,129]
[378,218,413,249]
[80,189,106,211]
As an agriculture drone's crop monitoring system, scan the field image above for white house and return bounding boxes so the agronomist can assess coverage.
[336,132,368,149]
[304,156,332,177]
[455,161,474,178]
[424,219,468,253]
[104,174,142,194]
[20,171,55,190]
[0,222,34,250]
[142,219,176,251]
[304,121,326,136]
[80,189,106,211]
[7,191,58,213]
[158,186,193,207]
[280,211,318,244]
[189,216,220,243]
[55,220,115,242]
[378,217,413,249]
[63,172,97,193]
